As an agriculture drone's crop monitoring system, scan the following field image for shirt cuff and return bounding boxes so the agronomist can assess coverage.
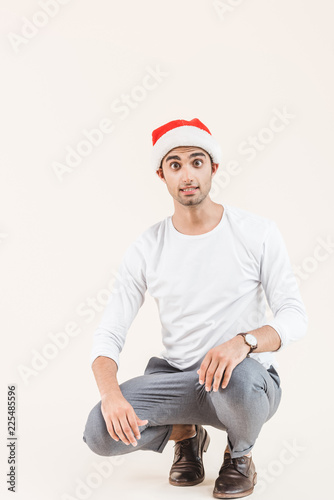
[262,323,285,352]
[90,351,120,370]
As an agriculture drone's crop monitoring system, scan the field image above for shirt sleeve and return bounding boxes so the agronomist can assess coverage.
[260,220,308,350]
[90,239,147,369]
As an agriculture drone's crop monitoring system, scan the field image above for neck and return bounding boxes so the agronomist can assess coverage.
[172,199,224,235]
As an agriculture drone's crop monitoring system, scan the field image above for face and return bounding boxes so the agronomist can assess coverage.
[156,146,219,207]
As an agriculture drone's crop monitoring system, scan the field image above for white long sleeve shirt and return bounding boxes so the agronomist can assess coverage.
[90,204,308,371]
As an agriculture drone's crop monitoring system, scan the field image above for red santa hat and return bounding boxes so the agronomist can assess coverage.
[151,118,222,172]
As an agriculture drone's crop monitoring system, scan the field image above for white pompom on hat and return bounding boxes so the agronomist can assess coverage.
[151,118,222,172]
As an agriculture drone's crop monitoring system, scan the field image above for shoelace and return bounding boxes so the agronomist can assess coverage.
[219,456,249,475]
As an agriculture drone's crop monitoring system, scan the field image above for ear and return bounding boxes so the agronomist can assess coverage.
[156,167,166,183]
[211,163,219,177]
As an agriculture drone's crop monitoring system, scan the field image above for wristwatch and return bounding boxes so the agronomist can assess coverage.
[237,333,258,354]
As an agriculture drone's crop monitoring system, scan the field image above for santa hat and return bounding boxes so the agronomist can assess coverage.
[151,118,222,172]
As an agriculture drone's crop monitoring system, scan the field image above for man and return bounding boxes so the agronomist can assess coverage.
[83,118,308,498]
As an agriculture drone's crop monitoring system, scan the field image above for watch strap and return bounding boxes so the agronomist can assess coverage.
[237,333,257,354]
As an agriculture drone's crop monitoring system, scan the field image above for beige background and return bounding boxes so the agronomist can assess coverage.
[0,0,333,499]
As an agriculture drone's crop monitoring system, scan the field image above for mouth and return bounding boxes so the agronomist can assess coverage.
[180,187,199,195]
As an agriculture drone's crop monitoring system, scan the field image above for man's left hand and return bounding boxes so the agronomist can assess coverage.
[197,336,250,391]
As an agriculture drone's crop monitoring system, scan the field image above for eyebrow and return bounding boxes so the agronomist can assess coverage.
[165,152,207,163]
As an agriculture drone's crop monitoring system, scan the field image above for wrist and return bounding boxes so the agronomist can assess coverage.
[237,332,258,354]
[234,334,252,355]
[101,387,122,400]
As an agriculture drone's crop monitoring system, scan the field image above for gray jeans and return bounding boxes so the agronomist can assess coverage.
[83,355,282,459]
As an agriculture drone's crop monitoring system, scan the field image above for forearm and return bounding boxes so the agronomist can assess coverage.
[242,325,281,353]
[92,356,148,446]
[92,356,122,398]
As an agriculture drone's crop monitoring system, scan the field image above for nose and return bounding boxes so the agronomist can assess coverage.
[181,164,194,183]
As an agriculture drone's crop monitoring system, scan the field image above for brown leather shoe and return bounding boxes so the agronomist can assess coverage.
[169,424,210,486]
[213,451,257,498]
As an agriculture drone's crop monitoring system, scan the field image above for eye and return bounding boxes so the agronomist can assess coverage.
[193,159,203,167]
[170,162,180,169]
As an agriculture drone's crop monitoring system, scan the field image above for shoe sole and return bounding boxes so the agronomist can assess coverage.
[212,472,257,498]
[169,428,210,487]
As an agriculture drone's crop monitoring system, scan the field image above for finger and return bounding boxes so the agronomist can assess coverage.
[221,366,233,389]
[113,419,132,446]
[197,355,211,385]
[212,367,225,392]
[204,359,218,392]
[121,415,139,446]
[127,411,142,441]
[137,418,148,425]
[106,419,119,441]
[136,416,149,435]
[101,408,120,441]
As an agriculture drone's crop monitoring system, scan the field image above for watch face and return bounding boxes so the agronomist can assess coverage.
[245,334,257,347]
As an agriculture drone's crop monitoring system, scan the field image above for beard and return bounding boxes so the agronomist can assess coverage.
[176,187,210,206]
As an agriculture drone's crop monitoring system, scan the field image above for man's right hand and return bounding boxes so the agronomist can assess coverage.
[92,356,148,447]
[101,392,148,447]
